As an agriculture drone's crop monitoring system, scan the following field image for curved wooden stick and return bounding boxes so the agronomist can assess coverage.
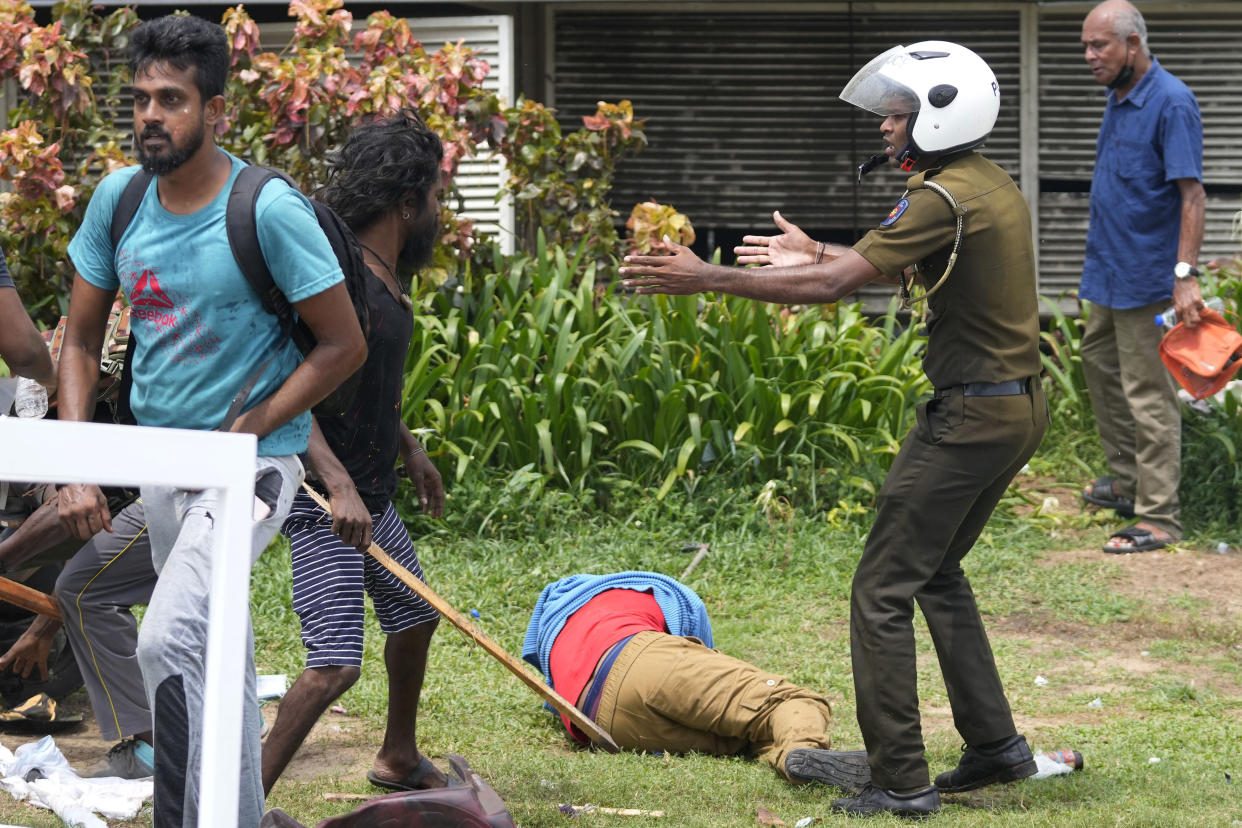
[0,575,62,620]
[299,483,619,753]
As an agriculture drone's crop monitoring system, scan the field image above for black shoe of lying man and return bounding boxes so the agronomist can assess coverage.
[785,748,871,792]
[934,733,1037,793]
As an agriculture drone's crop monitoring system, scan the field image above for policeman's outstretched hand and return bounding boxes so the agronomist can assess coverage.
[734,211,816,267]
[405,451,444,519]
[620,238,709,295]
[57,483,112,540]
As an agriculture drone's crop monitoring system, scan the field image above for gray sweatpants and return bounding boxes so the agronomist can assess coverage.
[56,499,156,742]
[138,454,302,828]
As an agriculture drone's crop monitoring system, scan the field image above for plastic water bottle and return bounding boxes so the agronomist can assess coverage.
[1155,296,1225,328]
[12,377,48,419]
[1031,749,1084,780]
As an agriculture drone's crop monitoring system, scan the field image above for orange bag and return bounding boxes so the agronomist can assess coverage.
[1158,307,1242,400]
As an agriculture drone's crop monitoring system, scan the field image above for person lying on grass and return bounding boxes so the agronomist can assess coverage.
[522,571,869,791]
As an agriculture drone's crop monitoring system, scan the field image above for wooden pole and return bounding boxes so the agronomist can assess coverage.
[0,575,62,620]
[299,483,619,753]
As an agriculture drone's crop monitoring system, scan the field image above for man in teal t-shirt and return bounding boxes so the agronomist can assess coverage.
[56,15,365,828]
[67,154,341,455]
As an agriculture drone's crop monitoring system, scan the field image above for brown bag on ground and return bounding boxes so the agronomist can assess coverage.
[260,754,516,828]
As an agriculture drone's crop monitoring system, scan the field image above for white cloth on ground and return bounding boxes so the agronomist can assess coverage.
[0,736,152,826]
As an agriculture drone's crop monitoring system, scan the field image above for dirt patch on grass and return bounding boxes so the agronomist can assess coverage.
[0,692,376,790]
[6,691,111,774]
[917,477,1242,738]
[262,704,376,788]
[1054,543,1242,628]
[1004,474,1242,635]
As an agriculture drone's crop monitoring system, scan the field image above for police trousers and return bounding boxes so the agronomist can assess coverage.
[851,382,1047,790]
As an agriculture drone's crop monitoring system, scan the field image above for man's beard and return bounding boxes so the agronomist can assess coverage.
[136,121,205,176]
[396,217,438,291]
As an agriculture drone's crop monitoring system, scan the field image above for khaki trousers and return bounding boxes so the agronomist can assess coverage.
[592,630,832,778]
[1081,300,1181,537]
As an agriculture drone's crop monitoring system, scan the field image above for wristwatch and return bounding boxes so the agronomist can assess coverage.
[1174,261,1200,281]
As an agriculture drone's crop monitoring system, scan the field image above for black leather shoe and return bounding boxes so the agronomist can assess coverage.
[832,784,940,819]
[934,733,1037,793]
[785,749,871,792]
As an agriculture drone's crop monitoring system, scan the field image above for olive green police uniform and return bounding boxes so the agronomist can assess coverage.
[849,151,1047,791]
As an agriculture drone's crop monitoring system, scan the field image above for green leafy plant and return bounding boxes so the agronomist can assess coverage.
[625,200,695,256]
[494,97,647,266]
[400,233,929,506]
[0,0,134,322]
[1,0,653,321]
[1039,295,1093,430]
[1204,254,1242,320]
[1179,391,1242,537]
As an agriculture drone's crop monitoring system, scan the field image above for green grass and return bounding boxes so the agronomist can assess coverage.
[248,479,1240,827]
[0,474,1238,827]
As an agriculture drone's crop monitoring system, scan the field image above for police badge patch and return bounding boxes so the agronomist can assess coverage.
[881,198,910,227]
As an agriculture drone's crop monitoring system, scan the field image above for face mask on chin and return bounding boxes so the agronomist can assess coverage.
[1106,63,1134,90]
[1106,45,1137,91]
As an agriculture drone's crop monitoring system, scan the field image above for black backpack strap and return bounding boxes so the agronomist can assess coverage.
[226,165,290,323]
[110,169,154,249]
[309,200,371,336]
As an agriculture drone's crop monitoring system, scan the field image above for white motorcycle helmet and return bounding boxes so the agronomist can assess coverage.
[840,41,1000,171]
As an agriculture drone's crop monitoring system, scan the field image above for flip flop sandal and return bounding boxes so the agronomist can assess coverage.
[367,756,446,792]
[1103,525,1168,554]
[1082,476,1135,518]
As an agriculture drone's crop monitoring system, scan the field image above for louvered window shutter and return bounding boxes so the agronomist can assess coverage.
[406,16,515,254]
[553,5,1241,309]
[552,8,1021,308]
[261,16,515,253]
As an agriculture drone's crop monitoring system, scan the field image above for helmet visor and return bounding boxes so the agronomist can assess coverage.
[839,45,921,116]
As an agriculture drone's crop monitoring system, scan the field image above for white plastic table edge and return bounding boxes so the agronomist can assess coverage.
[0,417,256,828]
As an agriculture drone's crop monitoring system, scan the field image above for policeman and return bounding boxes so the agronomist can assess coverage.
[620,41,1047,818]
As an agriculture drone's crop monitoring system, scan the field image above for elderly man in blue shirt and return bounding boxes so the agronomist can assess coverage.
[1078,0,1205,554]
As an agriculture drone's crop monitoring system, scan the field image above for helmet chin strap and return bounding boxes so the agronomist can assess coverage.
[897,145,918,172]
[898,110,921,170]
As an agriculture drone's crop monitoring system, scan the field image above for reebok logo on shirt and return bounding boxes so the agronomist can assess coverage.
[131,270,175,309]
[119,250,220,363]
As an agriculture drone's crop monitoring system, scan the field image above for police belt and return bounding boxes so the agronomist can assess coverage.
[935,377,1032,398]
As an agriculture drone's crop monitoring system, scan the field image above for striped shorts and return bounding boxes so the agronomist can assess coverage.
[282,491,437,668]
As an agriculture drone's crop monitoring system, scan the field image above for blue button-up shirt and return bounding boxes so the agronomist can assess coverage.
[1081,57,1202,310]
